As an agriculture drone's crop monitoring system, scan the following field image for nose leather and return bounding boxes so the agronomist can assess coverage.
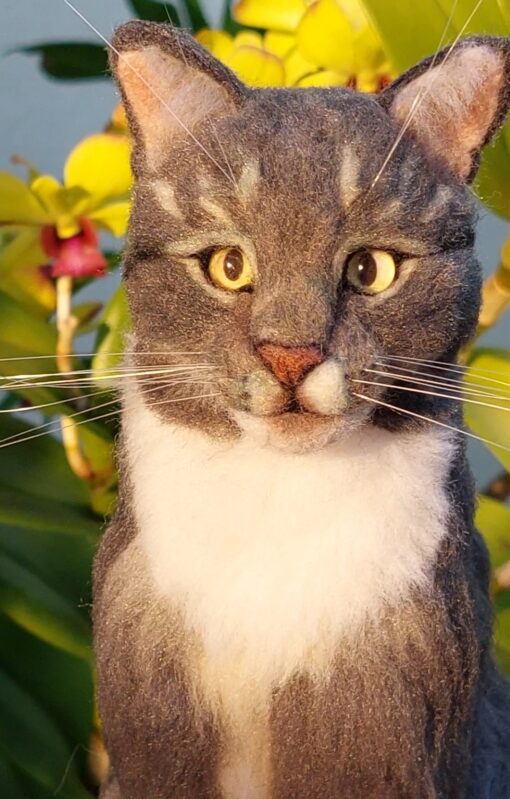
[257,343,324,387]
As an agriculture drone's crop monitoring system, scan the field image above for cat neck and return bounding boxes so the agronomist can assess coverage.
[122,380,455,679]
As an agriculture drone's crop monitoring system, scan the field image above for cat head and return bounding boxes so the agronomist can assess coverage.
[111,22,510,452]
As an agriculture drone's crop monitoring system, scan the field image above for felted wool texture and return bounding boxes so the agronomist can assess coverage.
[93,22,510,799]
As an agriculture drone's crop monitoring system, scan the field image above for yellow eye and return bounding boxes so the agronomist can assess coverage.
[345,249,397,294]
[207,247,253,291]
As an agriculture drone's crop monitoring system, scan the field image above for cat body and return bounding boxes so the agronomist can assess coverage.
[95,408,508,798]
[94,22,510,798]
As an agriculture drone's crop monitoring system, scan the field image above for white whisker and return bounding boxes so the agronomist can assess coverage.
[353,391,510,454]
[379,355,510,388]
[0,389,220,449]
[1,365,216,391]
[0,387,109,414]
[370,0,485,190]
[1,378,215,446]
[1,375,213,414]
[0,351,205,363]
[355,379,510,413]
[366,367,510,400]
[61,0,236,186]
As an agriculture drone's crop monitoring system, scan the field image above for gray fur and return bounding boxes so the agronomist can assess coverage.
[94,22,510,798]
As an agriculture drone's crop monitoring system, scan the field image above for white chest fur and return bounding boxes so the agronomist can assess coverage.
[124,386,454,696]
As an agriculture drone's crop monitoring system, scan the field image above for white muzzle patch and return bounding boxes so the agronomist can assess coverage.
[297,358,347,415]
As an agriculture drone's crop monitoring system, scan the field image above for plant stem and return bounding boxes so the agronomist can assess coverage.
[483,471,510,502]
[495,560,510,592]
[56,275,94,482]
[476,230,510,337]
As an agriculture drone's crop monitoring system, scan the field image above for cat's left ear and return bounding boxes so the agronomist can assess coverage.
[110,21,248,169]
[378,36,510,182]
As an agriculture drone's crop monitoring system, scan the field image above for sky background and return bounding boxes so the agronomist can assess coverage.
[1,0,509,485]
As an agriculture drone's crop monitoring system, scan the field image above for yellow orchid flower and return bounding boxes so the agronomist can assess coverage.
[0,227,55,315]
[235,0,307,32]
[225,0,393,90]
[196,29,286,86]
[0,132,131,286]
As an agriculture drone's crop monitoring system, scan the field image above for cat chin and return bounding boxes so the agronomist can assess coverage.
[231,409,363,454]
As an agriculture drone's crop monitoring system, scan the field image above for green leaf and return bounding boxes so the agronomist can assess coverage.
[360,0,446,72]
[476,496,510,570]
[222,0,242,35]
[128,0,180,24]
[494,589,510,674]
[0,668,91,797]
[0,552,91,660]
[0,290,56,356]
[0,615,93,752]
[73,302,103,329]
[0,415,88,507]
[0,757,26,799]
[21,42,108,80]
[432,0,508,38]
[183,0,208,31]
[92,284,131,379]
[464,349,510,471]
[0,523,94,607]
[0,291,74,412]
[0,484,98,538]
[359,0,510,220]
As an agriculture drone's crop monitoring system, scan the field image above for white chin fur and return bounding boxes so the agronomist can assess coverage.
[124,378,455,682]
[231,409,346,453]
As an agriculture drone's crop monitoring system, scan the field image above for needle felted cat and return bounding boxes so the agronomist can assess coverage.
[94,20,510,799]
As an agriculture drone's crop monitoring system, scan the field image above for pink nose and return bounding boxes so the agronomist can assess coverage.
[257,343,324,387]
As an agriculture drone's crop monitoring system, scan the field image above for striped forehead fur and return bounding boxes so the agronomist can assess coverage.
[151,179,184,218]
[198,195,233,226]
[337,147,362,210]
[237,159,261,205]
[419,184,456,223]
[196,172,233,225]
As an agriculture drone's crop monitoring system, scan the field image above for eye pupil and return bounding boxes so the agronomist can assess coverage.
[356,252,377,286]
[206,246,253,291]
[345,248,397,295]
[223,248,243,281]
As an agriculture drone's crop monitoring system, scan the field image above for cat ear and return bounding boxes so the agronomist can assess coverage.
[378,36,510,182]
[110,21,247,169]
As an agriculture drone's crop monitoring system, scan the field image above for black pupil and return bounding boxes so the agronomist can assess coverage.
[355,251,377,286]
[223,249,243,281]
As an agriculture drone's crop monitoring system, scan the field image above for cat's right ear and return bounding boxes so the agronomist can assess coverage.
[110,21,247,169]
[378,36,510,182]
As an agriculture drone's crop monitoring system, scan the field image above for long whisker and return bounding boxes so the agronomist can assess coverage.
[379,356,510,389]
[352,391,510,454]
[369,0,485,190]
[365,367,510,400]
[0,373,208,414]
[0,390,220,450]
[0,363,214,383]
[0,351,206,362]
[1,377,214,446]
[0,386,111,415]
[1,365,215,391]
[61,0,236,187]
[354,379,510,413]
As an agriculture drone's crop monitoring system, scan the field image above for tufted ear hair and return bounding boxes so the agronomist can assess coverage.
[110,21,247,169]
[378,36,510,182]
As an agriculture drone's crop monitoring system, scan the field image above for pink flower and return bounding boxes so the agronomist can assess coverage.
[41,218,107,279]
